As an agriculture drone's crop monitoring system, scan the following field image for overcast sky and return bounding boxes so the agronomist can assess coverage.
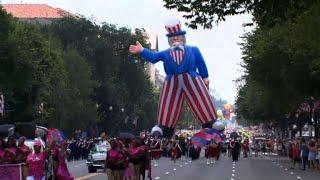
[2,0,254,104]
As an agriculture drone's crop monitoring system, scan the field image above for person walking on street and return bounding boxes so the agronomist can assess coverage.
[300,139,309,170]
[231,139,240,162]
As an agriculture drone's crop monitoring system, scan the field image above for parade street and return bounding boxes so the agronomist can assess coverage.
[69,154,319,180]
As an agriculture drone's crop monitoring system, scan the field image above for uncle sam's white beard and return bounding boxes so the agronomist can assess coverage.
[170,41,185,49]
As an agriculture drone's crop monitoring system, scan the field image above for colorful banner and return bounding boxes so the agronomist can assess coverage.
[0,164,23,180]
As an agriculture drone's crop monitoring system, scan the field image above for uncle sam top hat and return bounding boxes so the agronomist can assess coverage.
[165,19,186,37]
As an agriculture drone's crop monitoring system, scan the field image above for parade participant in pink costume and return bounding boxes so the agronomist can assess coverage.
[56,142,73,180]
[129,19,217,137]
[16,136,31,162]
[26,140,47,180]
[106,140,126,180]
[49,140,60,178]
[2,137,17,163]
[0,138,5,162]
[128,140,141,180]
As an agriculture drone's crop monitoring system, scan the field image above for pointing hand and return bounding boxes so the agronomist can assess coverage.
[129,41,143,54]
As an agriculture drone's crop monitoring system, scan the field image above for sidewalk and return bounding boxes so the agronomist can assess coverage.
[263,154,319,180]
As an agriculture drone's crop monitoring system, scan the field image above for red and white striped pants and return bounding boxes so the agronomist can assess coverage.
[158,73,217,128]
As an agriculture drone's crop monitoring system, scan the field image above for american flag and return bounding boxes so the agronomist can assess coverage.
[170,47,184,65]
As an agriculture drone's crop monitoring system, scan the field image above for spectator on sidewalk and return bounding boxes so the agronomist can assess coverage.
[300,139,309,170]
[291,142,300,170]
[308,139,317,170]
[316,139,320,171]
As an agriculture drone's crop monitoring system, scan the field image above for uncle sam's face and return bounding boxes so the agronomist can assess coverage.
[168,35,185,47]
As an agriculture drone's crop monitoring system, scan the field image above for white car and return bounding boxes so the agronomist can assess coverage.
[86,141,110,173]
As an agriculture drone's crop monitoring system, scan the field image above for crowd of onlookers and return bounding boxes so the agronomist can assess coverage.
[287,138,320,171]
[243,137,320,172]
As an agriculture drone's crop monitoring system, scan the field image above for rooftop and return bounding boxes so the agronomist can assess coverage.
[2,4,73,19]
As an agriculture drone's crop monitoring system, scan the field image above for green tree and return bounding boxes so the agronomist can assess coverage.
[236,1,320,129]
[45,18,158,135]
[163,0,314,28]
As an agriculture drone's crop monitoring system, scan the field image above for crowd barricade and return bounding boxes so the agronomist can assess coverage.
[0,163,27,180]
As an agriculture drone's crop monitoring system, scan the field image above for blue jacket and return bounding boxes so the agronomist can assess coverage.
[140,45,209,80]
[300,144,309,157]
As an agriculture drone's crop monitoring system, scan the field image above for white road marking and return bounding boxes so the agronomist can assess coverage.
[76,173,102,180]
[290,172,294,175]
[185,162,188,165]
[232,174,235,177]
[284,168,288,171]
[155,177,160,180]
[232,166,235,169]
[297,176,301,179]
[173,168,176,171]
[72,162,86,167]
[232,170,235,172]
[165,172,170,175]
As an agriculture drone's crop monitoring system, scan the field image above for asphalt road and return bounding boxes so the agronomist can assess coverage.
[68,154,319,180]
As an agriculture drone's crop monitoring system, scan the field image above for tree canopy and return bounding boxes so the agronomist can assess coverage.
[0,6,158,135]
[163,0,314,28]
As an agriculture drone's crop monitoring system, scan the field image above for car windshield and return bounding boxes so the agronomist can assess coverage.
[93,144,107,153]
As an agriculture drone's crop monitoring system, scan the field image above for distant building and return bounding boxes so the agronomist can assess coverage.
[143,32,161,86]
[155,69,165,89]
[2,4,74,24]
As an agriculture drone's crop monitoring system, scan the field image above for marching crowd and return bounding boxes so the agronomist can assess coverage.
[104,133,234,180]
[0,136,73,180]
[2,130,317,180]
[67,138,95,161]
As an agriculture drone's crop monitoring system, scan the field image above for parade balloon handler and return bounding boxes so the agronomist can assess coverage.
[129,19,218,138]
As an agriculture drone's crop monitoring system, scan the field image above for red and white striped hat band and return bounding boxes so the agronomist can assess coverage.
[165,21,186,37]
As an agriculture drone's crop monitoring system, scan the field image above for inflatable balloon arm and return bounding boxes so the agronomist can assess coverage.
[129,41,143,54]
[139,48,164,64]
[129,41,163,63]
[195,47,209,79]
